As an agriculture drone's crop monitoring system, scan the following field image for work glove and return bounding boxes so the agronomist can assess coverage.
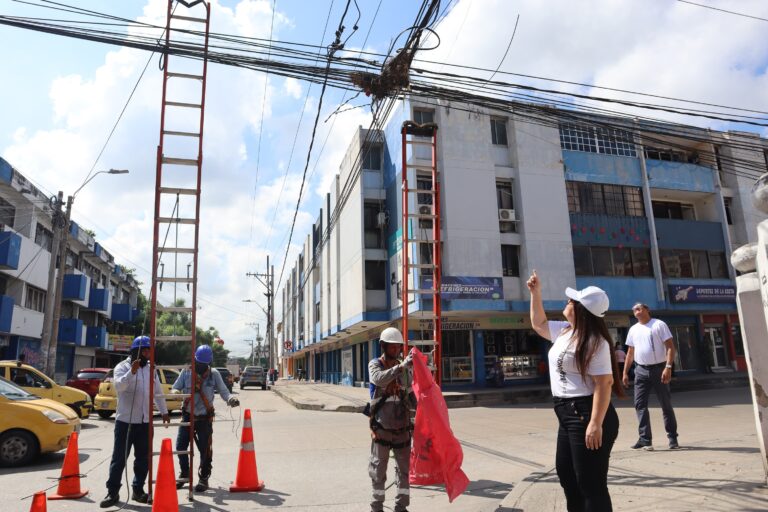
[227,396,240,407]
[402,351,415,368]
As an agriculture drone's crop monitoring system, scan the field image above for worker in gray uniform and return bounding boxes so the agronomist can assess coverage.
[367,327,416,512]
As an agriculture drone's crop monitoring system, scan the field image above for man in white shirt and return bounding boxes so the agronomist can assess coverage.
[101,336,170,508]
[623,303,679,450]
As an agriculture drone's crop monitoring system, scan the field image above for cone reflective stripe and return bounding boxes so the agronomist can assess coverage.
[29,492,47,512]
[48,432,88,500]
[229,409,264,492]
[152,438,179,512]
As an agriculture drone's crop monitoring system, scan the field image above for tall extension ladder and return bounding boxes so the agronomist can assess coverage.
[148,0,211,502]
[401,121,442,385]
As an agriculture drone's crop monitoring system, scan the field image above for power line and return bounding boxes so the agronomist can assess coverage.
[676,0,768,23]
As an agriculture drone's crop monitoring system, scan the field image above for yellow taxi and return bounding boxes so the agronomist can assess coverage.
[94,367,183,418]
[0,377,80,467]
[0,361,92,418]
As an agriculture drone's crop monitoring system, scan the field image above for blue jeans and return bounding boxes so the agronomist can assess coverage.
[554,395,620,512]
[176,412,213,479]
[106,421,149,494]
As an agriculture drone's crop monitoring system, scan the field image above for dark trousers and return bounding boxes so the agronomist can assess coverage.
[176,412,214,479]
[554,396,619,512]
[634,364,678,443]
[106,421,149,494]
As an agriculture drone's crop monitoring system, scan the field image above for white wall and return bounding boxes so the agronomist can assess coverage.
[3,229,51,290]
[11,305,44,338]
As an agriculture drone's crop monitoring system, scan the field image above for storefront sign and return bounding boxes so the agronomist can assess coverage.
[111,335,133,352]
[668,284,736,303]
[420,276,503,300]
[284,340,293,351]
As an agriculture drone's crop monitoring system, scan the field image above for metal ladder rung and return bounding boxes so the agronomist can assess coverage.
[158,247,196,254]
[407,289,437,294]
[166,101,202,109]
[155,335,194,342]
[159,187,198,196]
[157,305,195,313]
[406,189,436,195]
[408,264,436,269]
[158,217,197,225]
[406,238,437,243]
[166,72,204,80]
[170,14,207,23]
[407,214,436,219]
[162,156,199,166]
[152,450,191,456]
[157,277,195,283]
[406,140,434,146]
[406,164,437,171]
[412,339,437,345]
[163,130,201,138]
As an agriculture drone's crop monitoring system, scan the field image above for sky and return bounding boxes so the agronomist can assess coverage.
[0,0,766,359]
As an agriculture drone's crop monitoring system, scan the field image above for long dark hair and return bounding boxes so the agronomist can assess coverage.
[569,301,625,397]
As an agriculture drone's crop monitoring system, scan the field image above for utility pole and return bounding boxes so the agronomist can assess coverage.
[40,192,64,376]
[246,255,274,371]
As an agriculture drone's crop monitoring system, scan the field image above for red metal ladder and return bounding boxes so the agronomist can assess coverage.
[148,0,211,502]
[401,121,442,385]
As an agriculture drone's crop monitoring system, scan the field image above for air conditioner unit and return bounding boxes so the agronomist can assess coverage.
[418,204,433,216]
[498,209,516,222]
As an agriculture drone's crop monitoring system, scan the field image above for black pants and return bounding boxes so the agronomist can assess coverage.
[106,421,149,494]
[634,364,678,443]
[554,395,619,512]
[176,412,214,479]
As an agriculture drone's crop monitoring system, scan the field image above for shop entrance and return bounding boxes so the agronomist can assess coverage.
[703,326,729,368]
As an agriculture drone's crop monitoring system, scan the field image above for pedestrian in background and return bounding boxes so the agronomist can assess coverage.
[527,271,623,512]
[101,336,169,508]
[615,342,626,377]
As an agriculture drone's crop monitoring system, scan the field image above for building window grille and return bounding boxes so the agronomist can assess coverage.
[501,245,520,277]
[559,122,637,157]
[573,246,654,278]
[491,118,508,146]
[566,181,645,217]
[25,284,46,313]
[659,249,727,279]
[413,109,434,125]
[34,223,54,252]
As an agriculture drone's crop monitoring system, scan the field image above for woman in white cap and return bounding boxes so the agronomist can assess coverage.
[527,270,623,512]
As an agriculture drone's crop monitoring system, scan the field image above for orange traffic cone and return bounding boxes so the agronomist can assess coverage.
[230,409,264,492]
[48,432,88,500]
[152,438,179,512]
[29,492,47,512]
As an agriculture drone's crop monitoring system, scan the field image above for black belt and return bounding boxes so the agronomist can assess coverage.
[638,362,666,369]
[553,395,593,405]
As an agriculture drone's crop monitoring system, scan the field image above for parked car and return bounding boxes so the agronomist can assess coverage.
[94,367,183,419]
[0,377,80,467]
[66,368,111,400]
[214,367,234,392]
[240,366,267,390]
[0,361,92,418]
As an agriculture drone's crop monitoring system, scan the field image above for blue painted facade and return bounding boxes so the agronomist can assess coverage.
[85,326,107,348]
[655,218,725,251]
[63,274,88,301]
[111,303,134,322]
[0,231,21,270]
[58,318,83,344]
[0,295,14,333]
[0,158,13,184]
[69,221,79,238]
[570,214,651,247]
[645,160,715,192]
[563,151,643,186]
[87,287,109,311]
[93,242,103,258]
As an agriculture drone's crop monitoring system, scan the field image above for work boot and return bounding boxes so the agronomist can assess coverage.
[176,471,189,490]
[131,487,148,504]
[194,477,209,492]
[99,493,119,508]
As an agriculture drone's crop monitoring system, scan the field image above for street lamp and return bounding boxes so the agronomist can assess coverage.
[41,169,130,377]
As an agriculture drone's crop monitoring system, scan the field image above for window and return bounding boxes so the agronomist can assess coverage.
[419,243,433,276]
[566,181,644,217]
[363,203,384,249]
[413,109,434,125]
[652,201,695,220]
[416,177,433,229]
[34,223,53,252]
[362,143,382,170]
[708,252,728,278]
[723,197,733,225]
[559,123,637,157]
[496,181,514,210]
[0,197,15,228]
[491,118,508,146]
[501,245,520,277]
[365,261,386,290]
[65,249,79,269]
[660,249,728,279]
[24,285,46,313]
[645,147,699,164]
[314,302,320,323]
[573,246,654,277]
[10,368,49,388]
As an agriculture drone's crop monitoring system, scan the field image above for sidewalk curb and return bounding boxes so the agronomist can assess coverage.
[271,386,325,411]
[500,466,558,510]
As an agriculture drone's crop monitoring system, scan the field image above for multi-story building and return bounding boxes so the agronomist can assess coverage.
[0,157,140,382]
[279,97,768,387]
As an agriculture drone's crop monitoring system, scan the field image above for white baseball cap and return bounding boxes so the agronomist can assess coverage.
[565,286,609,318]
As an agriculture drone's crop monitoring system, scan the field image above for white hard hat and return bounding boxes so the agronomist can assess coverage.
[379,327,404,344]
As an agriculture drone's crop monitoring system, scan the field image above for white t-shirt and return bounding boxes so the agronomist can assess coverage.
[547,321,613,398]
[626,318,673,365]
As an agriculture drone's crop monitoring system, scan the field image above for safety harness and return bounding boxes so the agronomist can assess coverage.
[369,357,415,448]
[181,369,215,475]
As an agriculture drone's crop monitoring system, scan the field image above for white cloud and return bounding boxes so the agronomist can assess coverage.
[283,77,303,99]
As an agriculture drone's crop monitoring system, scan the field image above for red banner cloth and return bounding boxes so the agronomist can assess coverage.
[409,348,469,502]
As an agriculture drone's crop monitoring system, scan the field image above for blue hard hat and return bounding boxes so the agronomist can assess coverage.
[195,344,213,364]
[131,336,150,350]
